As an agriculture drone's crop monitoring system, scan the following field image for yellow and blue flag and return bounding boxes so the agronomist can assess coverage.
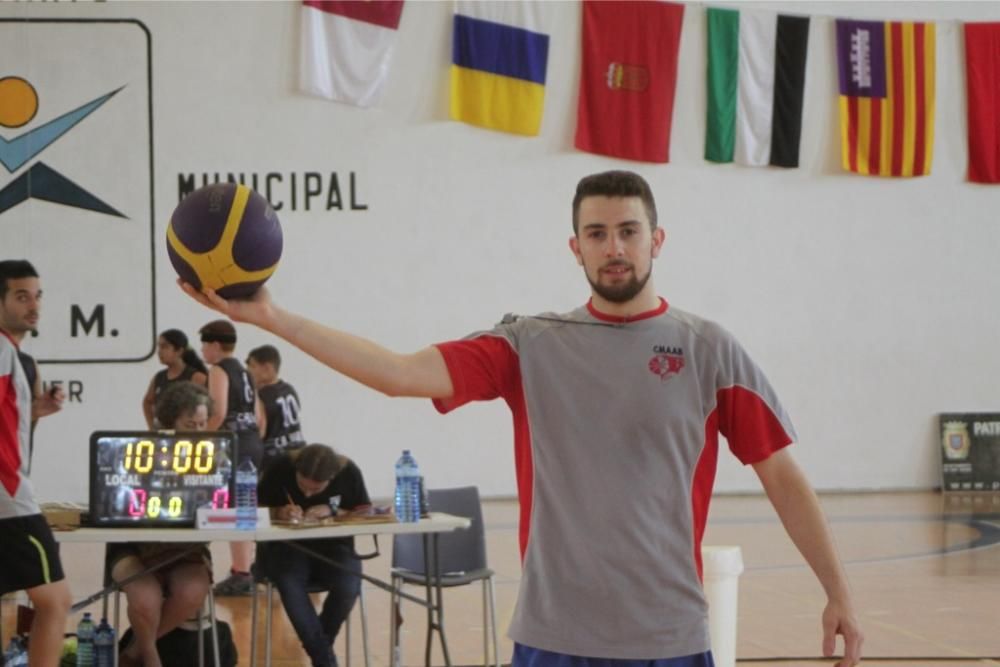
[450,1,550,136]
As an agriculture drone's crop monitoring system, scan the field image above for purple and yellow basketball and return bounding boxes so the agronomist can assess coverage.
[166,183,282,299]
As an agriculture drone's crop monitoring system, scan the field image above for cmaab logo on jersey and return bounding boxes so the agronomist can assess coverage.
[0,76,125,217]
[0,19,155,364]
[648,345,684,381]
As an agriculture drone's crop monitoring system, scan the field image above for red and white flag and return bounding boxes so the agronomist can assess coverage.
[299,0,405,108]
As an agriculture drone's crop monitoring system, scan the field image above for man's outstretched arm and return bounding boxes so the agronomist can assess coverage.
[752,448,864,667]
[180,282,454,399]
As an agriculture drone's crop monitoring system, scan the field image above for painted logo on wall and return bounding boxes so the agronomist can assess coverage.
[0,77,126,217]
[0,19,154,363]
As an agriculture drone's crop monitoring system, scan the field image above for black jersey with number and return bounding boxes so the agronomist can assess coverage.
[152,365,198,403]
[216,357,263,465]
[259,380,305,455]
[217,358,257,433]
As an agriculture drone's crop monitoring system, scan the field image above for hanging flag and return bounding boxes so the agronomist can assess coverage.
[705,8,810,168]
[449,1,550,136]
[964,22,1000,184]
[574,1,684,163]
[299,0,405,108]
[835,19,936,177]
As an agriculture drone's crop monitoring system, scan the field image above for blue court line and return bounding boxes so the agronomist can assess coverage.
[709,512,1000,525]
[486,514,1000,569]
[731,514,1000,571]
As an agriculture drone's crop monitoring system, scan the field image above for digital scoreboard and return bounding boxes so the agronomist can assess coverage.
[89,431,237,527]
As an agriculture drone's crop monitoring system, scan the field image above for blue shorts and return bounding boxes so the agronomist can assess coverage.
[513,645,715,667]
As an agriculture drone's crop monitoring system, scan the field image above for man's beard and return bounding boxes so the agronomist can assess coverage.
[8,319,36,336]
[586,261,652,304]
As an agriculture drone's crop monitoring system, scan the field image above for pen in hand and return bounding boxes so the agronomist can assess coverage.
[284,489,302,524]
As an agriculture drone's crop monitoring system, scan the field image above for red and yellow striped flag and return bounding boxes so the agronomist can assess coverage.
[835,19,935,177]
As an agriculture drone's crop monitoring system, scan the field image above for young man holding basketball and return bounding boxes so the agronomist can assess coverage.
[181,171,863,667]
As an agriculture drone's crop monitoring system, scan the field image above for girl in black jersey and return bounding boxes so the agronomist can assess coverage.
[141,329,208,428]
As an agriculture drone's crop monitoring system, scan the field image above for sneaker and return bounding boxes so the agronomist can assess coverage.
[212,571,253,596]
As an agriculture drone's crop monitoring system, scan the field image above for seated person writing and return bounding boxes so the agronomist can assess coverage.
[108,382,214,667]
[257,443,370,667]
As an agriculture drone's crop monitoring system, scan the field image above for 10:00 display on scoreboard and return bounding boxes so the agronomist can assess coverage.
[122,439,217,474]
[90,430,237,527]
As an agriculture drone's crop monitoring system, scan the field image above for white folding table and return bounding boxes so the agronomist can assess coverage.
[54,512,471,666]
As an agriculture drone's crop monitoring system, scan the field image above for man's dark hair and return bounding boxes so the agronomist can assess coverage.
[571,171,658,235]
[155,381,213,429]
[294,443,345,482]
[0,260,39,299]
[247,344,281,371]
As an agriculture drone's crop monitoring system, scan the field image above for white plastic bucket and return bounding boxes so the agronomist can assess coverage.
[702,546,744,667]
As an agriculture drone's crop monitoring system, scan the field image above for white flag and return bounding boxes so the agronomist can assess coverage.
[300,1,405,108]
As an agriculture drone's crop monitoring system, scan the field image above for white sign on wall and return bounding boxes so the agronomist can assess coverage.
[0,19,154,363]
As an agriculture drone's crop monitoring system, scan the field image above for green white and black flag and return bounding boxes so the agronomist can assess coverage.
[705,8,810,167]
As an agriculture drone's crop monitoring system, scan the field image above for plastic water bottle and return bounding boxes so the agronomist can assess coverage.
[3,636,28,666]
[235,458,259,530]
[94,617,115,667]
[76,612,95,667]
[394,449,420,523]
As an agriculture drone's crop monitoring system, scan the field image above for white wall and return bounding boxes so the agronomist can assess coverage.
[2,1,998,503]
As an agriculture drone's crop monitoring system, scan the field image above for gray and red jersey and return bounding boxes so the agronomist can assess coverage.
[433,299,795,659]
[0,330,39,519]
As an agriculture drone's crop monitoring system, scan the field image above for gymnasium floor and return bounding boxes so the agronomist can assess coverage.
[3,491,999,666]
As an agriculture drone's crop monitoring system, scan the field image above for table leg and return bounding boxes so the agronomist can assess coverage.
[435,533,452,666]
[208,588,221,667]
[113,591,120,667]
[250,581,259,667]
[421,533,452,667]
